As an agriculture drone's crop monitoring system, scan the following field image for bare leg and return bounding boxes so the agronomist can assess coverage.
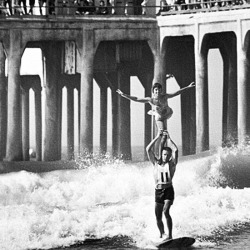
[155,202,165,237]
[163,200,173,239]
[156,120,168,157]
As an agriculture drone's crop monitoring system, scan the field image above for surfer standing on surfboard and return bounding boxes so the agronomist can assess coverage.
[116,77,195,156]
[146,131,178,240]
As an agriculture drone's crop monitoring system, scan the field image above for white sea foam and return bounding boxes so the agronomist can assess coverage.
[1,146,250,250]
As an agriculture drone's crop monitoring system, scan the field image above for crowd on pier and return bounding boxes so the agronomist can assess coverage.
[0,0,247,16]
[157,0,245,14]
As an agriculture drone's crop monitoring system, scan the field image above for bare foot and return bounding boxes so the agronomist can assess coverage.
[161,233,172,241]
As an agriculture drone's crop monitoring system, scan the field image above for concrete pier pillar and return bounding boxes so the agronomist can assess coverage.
[144,84,152,160]
[79,30,94,155]
[222,54,229,145]
[34,85,42,161]
[222,44,238,146]
[78,87,81,154]
[0,43,7,161]
[21,86,30,161]
[100,85,108,155]
[43,42,62,161]
[6,31,23,161]
[103,72,118,158]
[117,65,131,160]
[195,47,209,152]
[153,52,166,90]
[137,72,153,160]
[67,85,74,160]
[173,40,196,155]
[112,88,118,157]
[57,88,62,159]
[237,43,249,144]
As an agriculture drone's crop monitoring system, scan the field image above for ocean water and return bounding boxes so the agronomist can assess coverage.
[1,145,250,250]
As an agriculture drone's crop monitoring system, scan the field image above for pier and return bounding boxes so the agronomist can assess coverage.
[0,2,250,162]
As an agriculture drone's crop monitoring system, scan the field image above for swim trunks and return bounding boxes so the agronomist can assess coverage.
[147,106,173,121]
[155,186,174,204]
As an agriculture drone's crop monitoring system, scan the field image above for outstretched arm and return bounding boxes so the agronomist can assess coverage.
[116,89,150,103]
[167,82,195,99]
[146,132,161,164]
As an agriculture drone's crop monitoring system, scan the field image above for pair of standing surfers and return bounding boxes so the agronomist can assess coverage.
[117,76,195,240]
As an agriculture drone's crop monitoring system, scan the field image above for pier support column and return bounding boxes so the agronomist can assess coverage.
[67,85,74,160]
[227,54,238,141]
[222,43,238,146]
[43,42,62,161]
[79,30,94,155]
[137,71,153,160]
[6,31,23,161]
[153,51,166,89]
[145,84,152,160]
[100,85,108,155]
[21,86,30,161]
[0,43,6,161]
[237,40,249,144]
[195,44,209,153]
[94,72,110,155]
[117,66,131,160]
[34,84,42,161]
[112,87,118,157]
[173,39,196,155]
[105,72,119,157]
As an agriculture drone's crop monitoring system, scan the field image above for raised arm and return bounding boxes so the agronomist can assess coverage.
[116,89,150,103]
[166,133,178,164]
[146,132,161,164]
[167,82,195,99]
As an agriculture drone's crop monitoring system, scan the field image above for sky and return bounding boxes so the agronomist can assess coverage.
[20,47,223,152]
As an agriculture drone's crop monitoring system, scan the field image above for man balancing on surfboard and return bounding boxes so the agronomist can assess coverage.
[146,131,178,241]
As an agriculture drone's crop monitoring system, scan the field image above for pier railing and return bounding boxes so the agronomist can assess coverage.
[0,1,250,17]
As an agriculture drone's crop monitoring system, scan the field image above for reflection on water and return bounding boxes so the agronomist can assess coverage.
[1,145,250,250]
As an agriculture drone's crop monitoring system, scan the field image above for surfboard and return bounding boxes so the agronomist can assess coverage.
[156,237,195,248]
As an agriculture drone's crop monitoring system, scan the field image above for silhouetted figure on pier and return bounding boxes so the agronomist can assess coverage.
[18,0,28,14]
[13,0,24,15]
[156,0,170,15]
[75,0,89,15]
[88,0,96,14]
[29,0,35,14]
[4,0,12,15]
[0,0,9,15]
[39,0,46,15]
[96,0,108,15]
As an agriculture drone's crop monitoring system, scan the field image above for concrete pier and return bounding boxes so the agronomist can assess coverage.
[21,85,30,161]
[43,42,63,161]
[158,9,250,152]
[0,43,7,161]
[67,85,75,160]
[1,9,250,162]
[6,30,23,161]
[117,66,132,160]
[79,30,95,156]
[34,83,42,161]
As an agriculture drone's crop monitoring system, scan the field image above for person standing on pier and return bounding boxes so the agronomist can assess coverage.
[146,131,178,240]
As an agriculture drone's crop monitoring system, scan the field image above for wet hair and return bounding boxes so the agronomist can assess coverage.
[152,82,162,93]
[157,147,172,165]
